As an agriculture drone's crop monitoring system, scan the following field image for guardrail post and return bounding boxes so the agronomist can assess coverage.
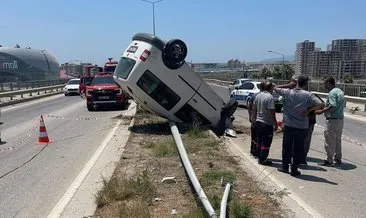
[0,84,3,92]
[21,94,23,98]
[10,83,13,91]
[29,91,32,96]
[37,91,40,95]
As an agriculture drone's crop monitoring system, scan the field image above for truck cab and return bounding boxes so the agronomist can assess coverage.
[85,73,128,111]
[113,33,237,135]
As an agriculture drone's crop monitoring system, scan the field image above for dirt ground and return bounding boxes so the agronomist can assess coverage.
[92,108,288,218]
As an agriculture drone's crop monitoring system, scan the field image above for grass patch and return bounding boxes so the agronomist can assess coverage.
[142,139,177,157]
[230,200,252,218]
[119,199,151,218]
[181,209,206,218]
[95,169,156,212]
[186,126,208,139]
[200,169,236,187]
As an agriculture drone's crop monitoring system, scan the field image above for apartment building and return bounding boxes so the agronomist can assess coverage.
[296,39,366,79]
[310,51,341,78]
[331,39,366,78]
[295,40,315,75]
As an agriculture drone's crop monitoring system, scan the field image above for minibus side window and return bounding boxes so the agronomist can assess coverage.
[114,57,136,79]
[137,70,181,111]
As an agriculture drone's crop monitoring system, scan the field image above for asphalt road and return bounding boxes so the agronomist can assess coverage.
[0,94,128,217]
[210,83,366,218]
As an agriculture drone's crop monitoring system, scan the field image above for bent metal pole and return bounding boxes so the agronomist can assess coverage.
[169,121,216,217]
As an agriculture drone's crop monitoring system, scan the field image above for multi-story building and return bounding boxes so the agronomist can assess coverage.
[309,51,341,78]
[295,40,315,75]
[297,39,366,79]
[331,39,366,78]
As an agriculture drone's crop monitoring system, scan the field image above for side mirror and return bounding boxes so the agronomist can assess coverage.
[85,82,91,86]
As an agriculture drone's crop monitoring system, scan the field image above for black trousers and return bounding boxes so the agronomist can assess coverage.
[256,121,274,162]
[282,126,307,168]
[250,122,258,157]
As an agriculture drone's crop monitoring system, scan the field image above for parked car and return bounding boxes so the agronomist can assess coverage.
[230,81,283,112]
[63,78,80,96]
[228,78,252,91]
[112,32,237,135]
[85,73,129,111]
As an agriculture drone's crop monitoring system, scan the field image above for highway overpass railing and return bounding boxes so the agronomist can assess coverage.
[203,78,366,112]
[0,79,69,92]
[0,84,64,102]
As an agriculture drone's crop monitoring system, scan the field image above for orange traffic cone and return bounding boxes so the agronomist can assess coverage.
[37,115,51,144]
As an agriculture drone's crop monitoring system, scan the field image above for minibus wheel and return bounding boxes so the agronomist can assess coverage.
[163,39,187,63]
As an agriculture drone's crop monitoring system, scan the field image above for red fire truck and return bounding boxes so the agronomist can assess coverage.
[103,58,118,74]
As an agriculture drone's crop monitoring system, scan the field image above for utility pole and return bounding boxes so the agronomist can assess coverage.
[268,50,286,80]
[142,0,164,35]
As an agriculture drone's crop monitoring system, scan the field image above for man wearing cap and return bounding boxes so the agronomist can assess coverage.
[274,75,323,176]
[315,77,344,166]
[248,82,265,158]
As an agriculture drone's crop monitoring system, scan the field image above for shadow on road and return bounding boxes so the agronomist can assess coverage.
[306,156,324,163]
[298,164,328,172]
[297,174,338,185]
[270,158,327,172]
[334,162,357,171]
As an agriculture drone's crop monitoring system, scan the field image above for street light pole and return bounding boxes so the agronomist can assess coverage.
[268,50,285,80]
[142,0,164,35]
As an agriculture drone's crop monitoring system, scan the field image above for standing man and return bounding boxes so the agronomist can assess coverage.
[252,82,278,165]
[302,93,324,164]
[248,82,265,158]
[315,77,344,166]
[274,75,323,176]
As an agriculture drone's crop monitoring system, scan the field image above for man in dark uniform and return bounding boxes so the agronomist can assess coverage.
[248,82,264,158]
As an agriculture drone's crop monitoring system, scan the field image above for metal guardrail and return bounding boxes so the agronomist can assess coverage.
[0,79,68,92]
[204,78,366,111]
[0,84,64,101]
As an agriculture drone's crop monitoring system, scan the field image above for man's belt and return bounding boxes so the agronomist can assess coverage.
[326,117,343,120]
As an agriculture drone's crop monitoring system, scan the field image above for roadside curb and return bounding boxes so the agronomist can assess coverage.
[49,102,137,218]
[222,134,323,218]
[0,91,63,108]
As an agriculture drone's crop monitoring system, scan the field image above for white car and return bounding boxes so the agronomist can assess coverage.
[63,78,80,96]
[228,78,252,91]
[113,33,238,135]
[230,81,283,112]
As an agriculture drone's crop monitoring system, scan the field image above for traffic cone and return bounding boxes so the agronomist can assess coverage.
[37,115,51,144]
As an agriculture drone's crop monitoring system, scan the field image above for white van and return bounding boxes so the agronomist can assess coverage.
[113,33,237,135]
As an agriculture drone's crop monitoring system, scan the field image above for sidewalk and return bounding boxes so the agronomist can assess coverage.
[226,116,366,218]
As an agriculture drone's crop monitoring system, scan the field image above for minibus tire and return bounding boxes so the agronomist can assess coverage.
[162,56,185,70]
[163,39,187,63]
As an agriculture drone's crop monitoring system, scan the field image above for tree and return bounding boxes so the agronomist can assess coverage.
[260,67,272,79]
[343,75,353,83]
[282,64,295,80]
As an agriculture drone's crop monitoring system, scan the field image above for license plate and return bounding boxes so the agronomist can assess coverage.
[98,96,110,100]
[127,45,138,53]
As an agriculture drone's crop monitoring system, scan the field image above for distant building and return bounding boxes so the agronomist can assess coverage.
[331,39,366,78]
[309,51,341,78]
[227,59,244,68]
[296,39,366,79]
[0,46,60,82]
[295,40,315,75]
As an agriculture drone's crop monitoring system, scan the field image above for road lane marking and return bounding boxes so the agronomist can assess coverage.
[47,119,122,218]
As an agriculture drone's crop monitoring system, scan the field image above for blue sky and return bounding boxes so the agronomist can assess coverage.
[1,0,365,65]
